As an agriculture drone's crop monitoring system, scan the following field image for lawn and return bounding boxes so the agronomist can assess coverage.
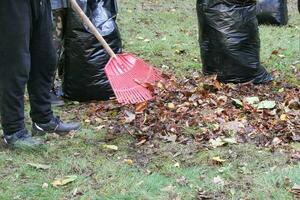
[0,1,299,200]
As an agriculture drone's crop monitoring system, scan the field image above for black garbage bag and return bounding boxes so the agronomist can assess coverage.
[63,0,122,101]
[196,0,272,84]
[256,0,288,26]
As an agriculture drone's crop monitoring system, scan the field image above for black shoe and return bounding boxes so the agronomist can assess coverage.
[3,129,43,149]
[50,90,65,107]
[32,116,81,136]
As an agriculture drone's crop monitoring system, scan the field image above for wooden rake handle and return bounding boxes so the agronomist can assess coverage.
[69,0,117,58]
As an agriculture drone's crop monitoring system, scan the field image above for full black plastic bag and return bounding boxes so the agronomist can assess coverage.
[196,0,272,84]
[256,0,288,26]
[63,0,122,101]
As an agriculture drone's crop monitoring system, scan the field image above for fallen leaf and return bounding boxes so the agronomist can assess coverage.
[212,156,226,165]
[272,137,282,146]
[292,135,300,142]
[103,144,119,151]
[124,159,134,165]
[271,50,279,55]
[232,98,243,108]
[135,102,148,113]
[176,176,189,186]
[124,110,136,123]
[257,100,276,109]
[161,185,176,192]
[214,80,222,90]
[27,163,51,170]
[243,96,260,105]
[135,139,147,147]
[222,137,237,144]
[209,138,226,148]
[168,103,176,109]
[213,176,225,186]
[222,121,244,133]
[280,114,288,121]
[174,162,180,168]
[42,183,49,189]
[52,175,77,187]
[162,134,177,143]
[288,99,300,110]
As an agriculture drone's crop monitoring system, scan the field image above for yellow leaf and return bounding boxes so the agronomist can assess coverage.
[168,103,176,109]
[51,175,77,187]
[280,114,288,121]
[124,159,134,165]
[212,156,226,163]
[103,144,118,151]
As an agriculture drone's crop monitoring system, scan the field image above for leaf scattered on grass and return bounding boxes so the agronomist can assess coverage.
[42,183,49,189]
[124,159,134,165]
[174,162,180,168]
[213,176,225,186]
[209,137,237,148]
[161,185,176,192]
[27,163,51,170]
[212,156,226,165]
[209,138,226,148]
[176,176,189,186]
[103,144,118,151]
[52,175,78,187]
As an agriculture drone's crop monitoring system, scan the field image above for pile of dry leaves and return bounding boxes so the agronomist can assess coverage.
[86,73,300,149]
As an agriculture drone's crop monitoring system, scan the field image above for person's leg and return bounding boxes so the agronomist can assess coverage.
[0,0,43,148]
[29,0,80,135]
[28,0,57,123]
[0,0,31,134]
[49,8,66,106]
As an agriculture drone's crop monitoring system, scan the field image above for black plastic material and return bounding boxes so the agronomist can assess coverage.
[63,0,122,101]
[196,0,272,84]
[257,0,288,26]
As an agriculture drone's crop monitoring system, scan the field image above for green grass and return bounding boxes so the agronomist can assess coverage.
[0,0,300,199]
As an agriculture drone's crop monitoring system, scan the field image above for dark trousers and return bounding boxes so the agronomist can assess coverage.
[0,0,56,135]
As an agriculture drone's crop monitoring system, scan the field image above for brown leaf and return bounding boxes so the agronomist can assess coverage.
[213,80,222,90]
[271,50,279,55]
[135,102,148,113]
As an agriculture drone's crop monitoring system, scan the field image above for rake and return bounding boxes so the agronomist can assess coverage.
[70,0,163,104]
